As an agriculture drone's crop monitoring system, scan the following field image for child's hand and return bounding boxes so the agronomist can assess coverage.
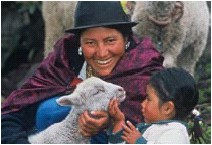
[108,99,125,122]
[121,121,142,144]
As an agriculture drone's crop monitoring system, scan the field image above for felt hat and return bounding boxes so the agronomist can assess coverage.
[65,1,137,33]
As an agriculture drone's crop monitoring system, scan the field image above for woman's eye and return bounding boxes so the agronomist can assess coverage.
[85,41,95,46]
[106,39,116,44]
[87,41,93,44]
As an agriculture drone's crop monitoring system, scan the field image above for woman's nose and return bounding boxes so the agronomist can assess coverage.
[96,43,108,58]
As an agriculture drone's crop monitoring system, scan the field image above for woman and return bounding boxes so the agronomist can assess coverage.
[1,2,164,143]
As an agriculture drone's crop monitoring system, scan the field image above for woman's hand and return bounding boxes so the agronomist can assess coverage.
[121,121,142,144]
[108,99,125,123]
[78,110,109,137]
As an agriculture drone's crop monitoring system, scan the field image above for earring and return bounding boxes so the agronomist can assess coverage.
[78,47,82,55]
[125,41,130,50]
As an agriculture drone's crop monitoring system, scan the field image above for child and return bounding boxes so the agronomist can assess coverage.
[108,67,199,144]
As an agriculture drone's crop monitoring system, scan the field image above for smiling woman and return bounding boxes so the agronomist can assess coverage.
[1,1,164,144]
[81,27,126,77]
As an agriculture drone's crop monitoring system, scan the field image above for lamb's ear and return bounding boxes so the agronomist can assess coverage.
[56,94,83,106]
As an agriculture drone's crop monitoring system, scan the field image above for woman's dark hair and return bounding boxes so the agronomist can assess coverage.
[149,67,199,120]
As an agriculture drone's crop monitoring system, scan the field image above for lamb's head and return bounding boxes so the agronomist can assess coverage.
[56,77,126,113]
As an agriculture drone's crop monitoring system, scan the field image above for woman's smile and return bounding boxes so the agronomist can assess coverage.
[94,58,113,65]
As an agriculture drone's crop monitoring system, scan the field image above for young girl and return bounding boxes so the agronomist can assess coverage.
[108,67,199,144]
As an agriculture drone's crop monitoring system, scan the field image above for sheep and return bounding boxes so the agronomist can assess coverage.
[42,1,76,57]
[131,1,210,76]
[28,77,126,144]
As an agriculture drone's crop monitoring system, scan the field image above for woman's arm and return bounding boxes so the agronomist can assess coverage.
[1,103,38,143]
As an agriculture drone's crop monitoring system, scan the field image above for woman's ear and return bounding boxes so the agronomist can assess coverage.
[162,101,176,118]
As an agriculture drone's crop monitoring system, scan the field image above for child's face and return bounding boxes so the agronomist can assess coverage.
[141,85,168,123]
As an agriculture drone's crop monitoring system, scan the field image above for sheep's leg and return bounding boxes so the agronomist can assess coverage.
[162,39,184,69]
[177,38,207,76]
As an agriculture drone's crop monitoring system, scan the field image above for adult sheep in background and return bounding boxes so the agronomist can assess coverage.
[42,1,76,57]
[28,77,126,144]
[131,1,210,76]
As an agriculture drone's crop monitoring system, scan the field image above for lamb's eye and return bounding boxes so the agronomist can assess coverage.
[91,89,100,96]
[91,85,105,95]
[96,85,105,92]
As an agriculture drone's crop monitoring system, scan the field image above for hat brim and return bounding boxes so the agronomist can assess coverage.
[65,22,138,33]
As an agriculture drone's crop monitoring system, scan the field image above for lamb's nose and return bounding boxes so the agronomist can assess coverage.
[117,87,126,102]
[118,87,124,92]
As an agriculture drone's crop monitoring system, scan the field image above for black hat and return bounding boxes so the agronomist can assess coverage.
[66,1,137,33]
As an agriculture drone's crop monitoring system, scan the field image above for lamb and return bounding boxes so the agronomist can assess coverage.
[28,77,126,144]
[131,1,210,76]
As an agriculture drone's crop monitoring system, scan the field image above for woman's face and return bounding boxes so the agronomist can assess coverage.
[80,27,126,76]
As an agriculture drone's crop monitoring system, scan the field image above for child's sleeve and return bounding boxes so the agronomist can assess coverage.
[153,129,189,144]
[135,137,148,144]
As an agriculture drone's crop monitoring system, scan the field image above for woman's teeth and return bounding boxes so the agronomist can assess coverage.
[96,59,112,64]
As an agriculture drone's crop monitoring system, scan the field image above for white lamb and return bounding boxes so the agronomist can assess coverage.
[131,1,209,76]
[28,77,126,144]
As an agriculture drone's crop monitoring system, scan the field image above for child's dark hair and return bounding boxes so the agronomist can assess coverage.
[149,67,199,120]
